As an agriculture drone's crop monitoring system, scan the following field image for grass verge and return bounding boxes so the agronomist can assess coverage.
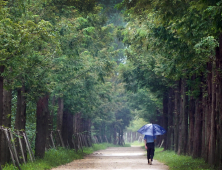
[2,143,115,170]
[127,141,143,146]
[154,148,215,170]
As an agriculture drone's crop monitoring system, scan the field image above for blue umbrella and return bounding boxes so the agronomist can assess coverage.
[137,123,166,136]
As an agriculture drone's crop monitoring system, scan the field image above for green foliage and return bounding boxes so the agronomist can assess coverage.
[1,0,131,162]
[2,143,114,170]
[116,0,222,127]
[128,141,143,146]
[47,0,97,13]
[127,118,148,132]
[92,76,133,139]
[3,147,83,170]
[118,0,222,81]
[155,148,215,170]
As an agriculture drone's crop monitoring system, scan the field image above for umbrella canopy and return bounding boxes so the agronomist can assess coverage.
[137,123,166,136]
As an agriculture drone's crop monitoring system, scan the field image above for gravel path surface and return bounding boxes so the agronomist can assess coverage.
[51,146,169,170]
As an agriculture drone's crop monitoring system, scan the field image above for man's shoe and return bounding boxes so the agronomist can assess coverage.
[149,159,152,165]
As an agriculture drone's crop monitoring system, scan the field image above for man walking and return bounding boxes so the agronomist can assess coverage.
[144,135,156,165]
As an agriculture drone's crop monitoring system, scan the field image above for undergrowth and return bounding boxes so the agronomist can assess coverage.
[2,143,116,170]
[154,148,215,170]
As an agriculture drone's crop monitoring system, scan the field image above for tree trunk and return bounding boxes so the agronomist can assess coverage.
[163,90,168,150]
[113,123,116,145]
[46,96,55,149]
[35,95,49,158]
[0,88,12,165]
[201,87,207,158]
[62,110,69,147]
[120,128,123,145]
[174,80,181,153]
[208,60,217,165]
[213,37,222,167]
[188,91,195,156]
[56,98,64,146]
[57,98,64,131]
[193,78,203,158]
[218,34,222,169]
[0,65,5,165]
[215,49,221,167]
[178,79,188,155]
[167,88,174,150]
[15,86,27,162]
[204,62,212,162]
[15,86,26,131]
[156,110,163,146]
[67,112,74,148]
[73,113,80,150]
[184,81,189,155]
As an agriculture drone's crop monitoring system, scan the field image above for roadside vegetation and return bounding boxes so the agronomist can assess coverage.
[155,148,215,170]
[128,141,143,146]
[131,141,215,170]
[2,143,114,170]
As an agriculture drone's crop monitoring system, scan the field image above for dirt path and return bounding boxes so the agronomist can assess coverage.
[51,146,169,170]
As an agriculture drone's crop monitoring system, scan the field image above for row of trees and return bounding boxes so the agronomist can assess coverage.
[118,0,222,169]
[0,0,133,167]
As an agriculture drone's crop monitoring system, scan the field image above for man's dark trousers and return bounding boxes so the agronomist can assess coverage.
[146,142,155,161]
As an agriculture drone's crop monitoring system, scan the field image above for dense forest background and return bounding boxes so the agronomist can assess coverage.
[0,0,222,169]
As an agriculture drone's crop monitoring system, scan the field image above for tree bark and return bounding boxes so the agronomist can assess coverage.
[15,86,26,131]
[156,110,163,146]
[0,65,5,165]
[56,98,64,146]
[174,80,181,153]
[218,34,222,169]
[178,79,188,155]
[73,113,80,150]
[57,98,64,131]
[167,88,174,150]
[46,96,55,149]
[35,95,49,158]
[67,112,74,148]
[113,123,116,145]
[201,87,207,158]
[188,86,195,156]
[0,88,12,165]
[62,110,69,147]
[15,86,27,162]
[193,76,203,158]
[204,62,212,162]
[163,90,168,150]
[208,60,217,165]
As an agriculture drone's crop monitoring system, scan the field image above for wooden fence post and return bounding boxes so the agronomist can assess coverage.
[50,131,55,148]
[2,128,21,170]
[17,131,26,164]
[77,133,83,152]
[72,135,77,152]
[105,135,108,143]
[99,136,102,143]
[57,130,65,147]
[23,132,35,161]
[8,129,20,165]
